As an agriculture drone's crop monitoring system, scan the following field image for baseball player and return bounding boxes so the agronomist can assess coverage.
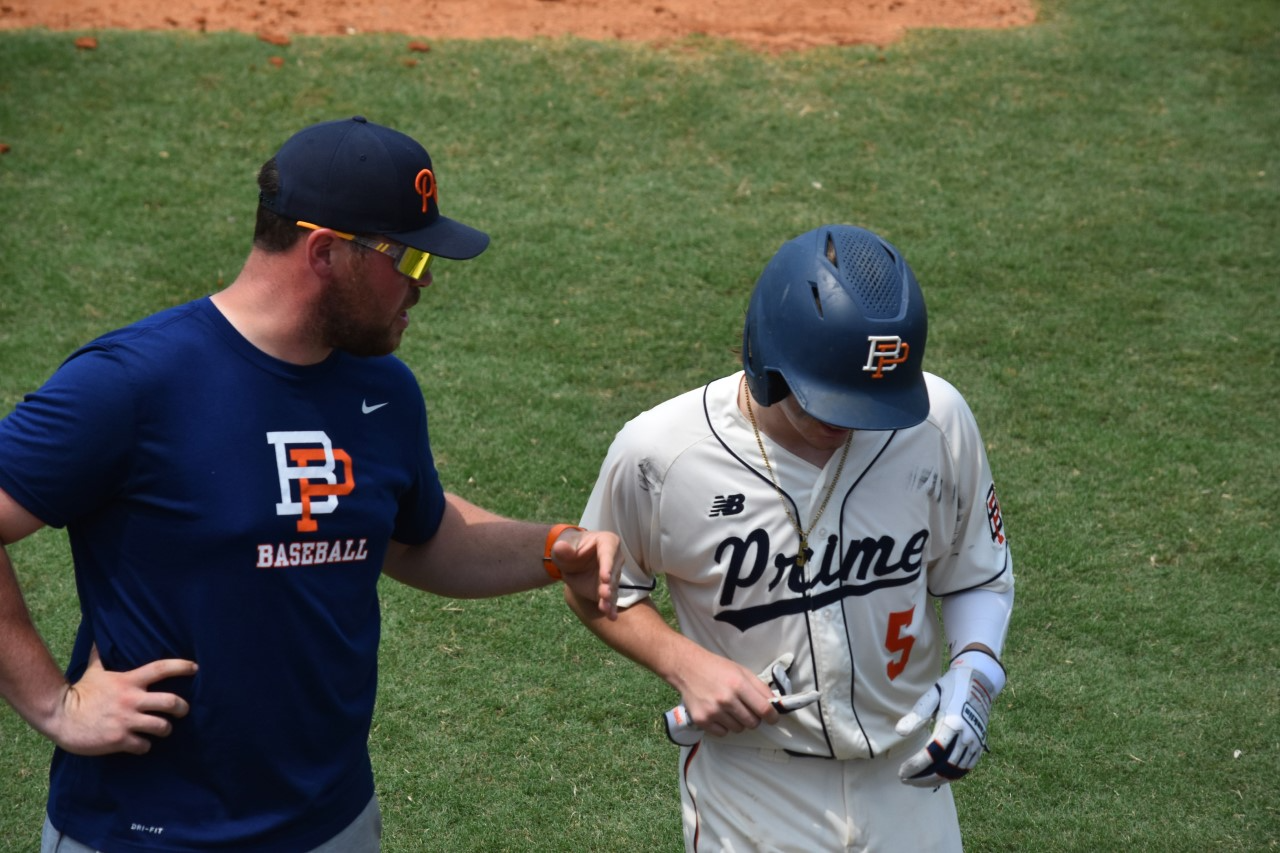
[565,224,1014,851]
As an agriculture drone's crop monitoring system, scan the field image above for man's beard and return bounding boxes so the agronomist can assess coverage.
[313,259,406,358]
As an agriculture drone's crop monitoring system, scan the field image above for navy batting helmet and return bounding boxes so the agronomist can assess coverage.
[742,225,929,430]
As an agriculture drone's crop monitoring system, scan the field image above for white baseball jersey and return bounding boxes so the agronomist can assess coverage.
[581,371,1013,761]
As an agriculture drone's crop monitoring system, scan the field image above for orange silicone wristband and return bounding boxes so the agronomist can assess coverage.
[543,523,584,580]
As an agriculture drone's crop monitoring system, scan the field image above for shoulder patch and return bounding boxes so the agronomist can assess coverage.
[986,484,1006,545]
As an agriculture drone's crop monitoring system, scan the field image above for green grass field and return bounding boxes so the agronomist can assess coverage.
[1,0,1277,848]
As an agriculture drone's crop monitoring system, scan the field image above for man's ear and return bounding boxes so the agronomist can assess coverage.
[301,228,341,278]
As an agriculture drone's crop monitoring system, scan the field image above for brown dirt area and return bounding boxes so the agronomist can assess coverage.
[0,0,1036,53]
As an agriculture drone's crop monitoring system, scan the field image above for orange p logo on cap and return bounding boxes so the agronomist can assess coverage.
[414,168,437,213]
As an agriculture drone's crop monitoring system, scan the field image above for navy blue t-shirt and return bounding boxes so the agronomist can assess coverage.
[0,298,446,851]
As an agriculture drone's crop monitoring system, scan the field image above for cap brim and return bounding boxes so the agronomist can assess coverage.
[391,215,490,261]
[793,378,931,431]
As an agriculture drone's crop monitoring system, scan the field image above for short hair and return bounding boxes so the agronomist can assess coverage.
[253,157,303,252]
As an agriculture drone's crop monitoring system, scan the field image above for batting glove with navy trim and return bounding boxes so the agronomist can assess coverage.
[895,648,1006,788]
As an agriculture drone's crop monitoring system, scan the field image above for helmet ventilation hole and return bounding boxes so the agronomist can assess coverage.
[837,232,901,319]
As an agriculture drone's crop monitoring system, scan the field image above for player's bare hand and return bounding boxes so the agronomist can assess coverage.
[552,529,622,621]
[678,653,779,737]
[51,645,198,756]
[664,654,821,744]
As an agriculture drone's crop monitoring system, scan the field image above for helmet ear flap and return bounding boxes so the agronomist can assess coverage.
[747,368,790,407]
[742,315,790,407]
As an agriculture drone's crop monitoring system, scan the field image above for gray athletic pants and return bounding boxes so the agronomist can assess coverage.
[40,795,381,852]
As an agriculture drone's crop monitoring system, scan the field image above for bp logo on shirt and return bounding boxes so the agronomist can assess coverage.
[266,431,355,533]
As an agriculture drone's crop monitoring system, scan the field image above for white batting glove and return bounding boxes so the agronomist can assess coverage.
[895,648,1006,788]
[663,654,822,746]
[761,653,823,714]
[662,703,702,746]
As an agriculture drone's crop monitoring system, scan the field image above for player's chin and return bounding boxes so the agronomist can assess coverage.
[813,427,852,448]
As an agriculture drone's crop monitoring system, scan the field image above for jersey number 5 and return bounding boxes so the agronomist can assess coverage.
[885,607,916,680]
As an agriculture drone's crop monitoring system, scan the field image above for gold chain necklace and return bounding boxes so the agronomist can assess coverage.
[742,379,852,568]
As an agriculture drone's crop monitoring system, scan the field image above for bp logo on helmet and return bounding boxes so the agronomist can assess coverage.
[863,335,911,379]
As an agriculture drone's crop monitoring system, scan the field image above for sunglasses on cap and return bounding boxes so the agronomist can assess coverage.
[296,221,434,280]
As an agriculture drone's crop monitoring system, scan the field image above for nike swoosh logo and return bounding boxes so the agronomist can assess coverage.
[362,400,389,414]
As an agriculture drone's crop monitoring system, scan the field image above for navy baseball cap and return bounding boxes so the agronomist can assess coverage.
[260,116,489,260]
